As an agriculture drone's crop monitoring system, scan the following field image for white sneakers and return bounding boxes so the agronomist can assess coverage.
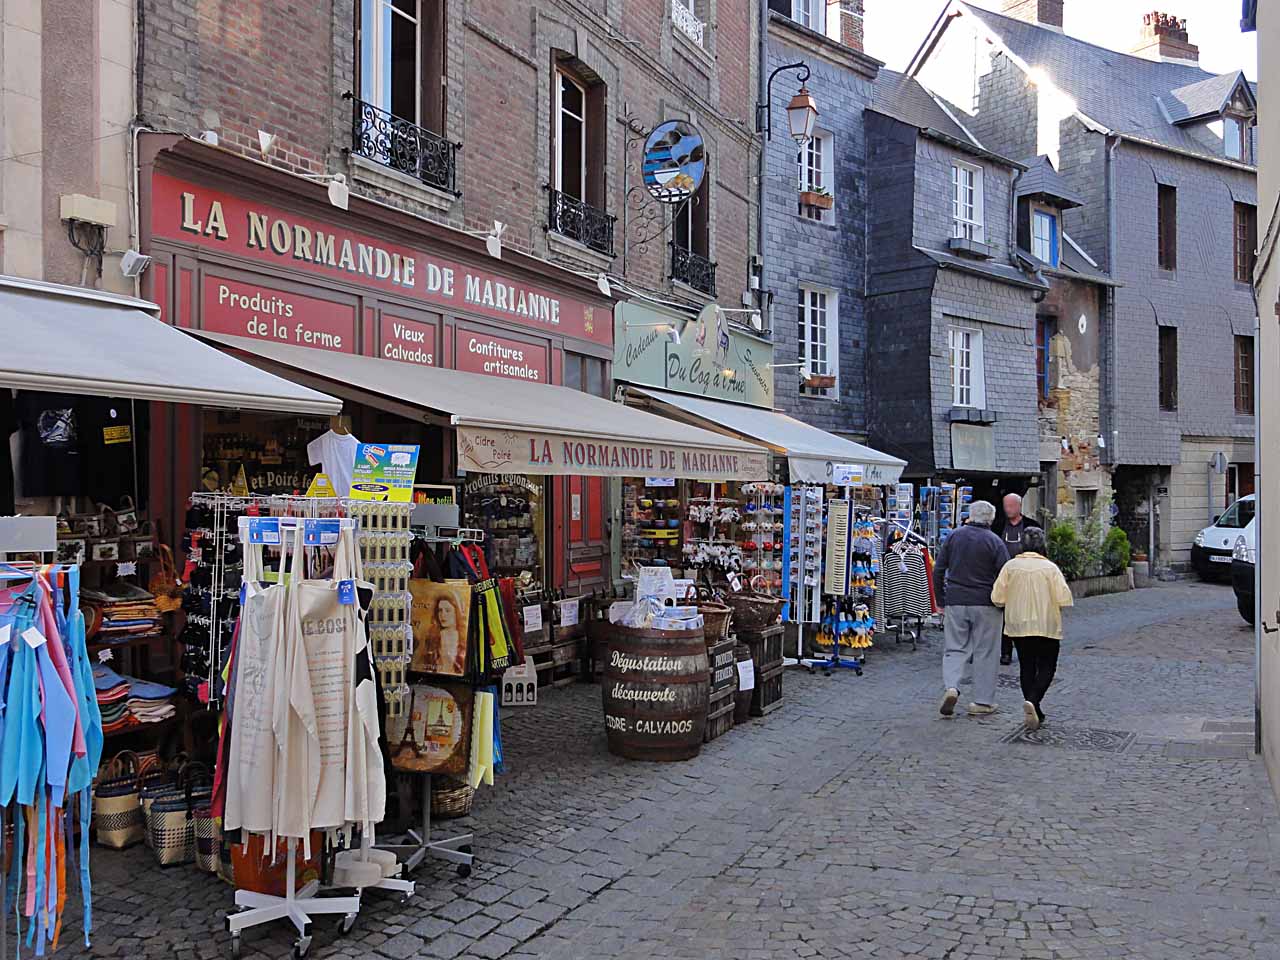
[966,702,998,716]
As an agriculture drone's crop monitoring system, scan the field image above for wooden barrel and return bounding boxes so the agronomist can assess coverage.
[602,623,709,761]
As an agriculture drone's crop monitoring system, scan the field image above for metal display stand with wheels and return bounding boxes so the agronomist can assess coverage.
[226,839,361,960]
[380,773,475,879]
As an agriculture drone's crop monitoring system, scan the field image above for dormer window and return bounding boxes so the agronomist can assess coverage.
[1031,210,1059,267]
[1223,114,1251,163]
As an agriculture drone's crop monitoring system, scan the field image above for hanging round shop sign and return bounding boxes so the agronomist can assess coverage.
[642,120,707,204]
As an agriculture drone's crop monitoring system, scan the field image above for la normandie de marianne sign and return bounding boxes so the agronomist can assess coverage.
[151,172,609,348]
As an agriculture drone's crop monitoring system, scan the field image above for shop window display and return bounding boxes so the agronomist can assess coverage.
[461,474,545,591]
[622,479,683,570]
[202,410,325,494]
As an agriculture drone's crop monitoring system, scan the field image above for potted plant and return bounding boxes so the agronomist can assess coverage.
[799,186,834,210]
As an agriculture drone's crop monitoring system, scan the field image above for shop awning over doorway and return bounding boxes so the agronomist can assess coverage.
[631,388,907,485]
[0,276,342,416]
[200,333,770,482]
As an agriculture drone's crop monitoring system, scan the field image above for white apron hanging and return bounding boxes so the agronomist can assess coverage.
[223,532,289,835]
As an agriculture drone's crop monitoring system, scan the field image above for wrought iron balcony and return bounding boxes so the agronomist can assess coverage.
[348,94,459,195]
[670,242,717,296]
[547,188,616,257]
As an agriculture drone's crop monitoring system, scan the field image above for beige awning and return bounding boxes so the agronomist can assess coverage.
[0,276,341,415]
[631,387,906,484]
[201,332,770,481]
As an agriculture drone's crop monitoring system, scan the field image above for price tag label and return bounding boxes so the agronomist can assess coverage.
[116,561,138,577]
[22,627,47,650]
[97,648,113,664]
[523,604,543,634]
[248,517,281,545]
[338,579,356,605]
[729,573,742,593]
[558,598,579,627]
[0,624,9,646]
[304,518,341,546]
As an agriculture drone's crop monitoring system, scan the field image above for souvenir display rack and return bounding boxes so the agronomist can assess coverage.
[226,514,415,958]
[682,484,743,583]
[621,480,683,569]
[741,482,785,593]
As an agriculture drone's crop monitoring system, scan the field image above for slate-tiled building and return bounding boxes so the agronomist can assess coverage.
[913,0,1258,573]
[864,69,1048,493]
[763,4,879,440]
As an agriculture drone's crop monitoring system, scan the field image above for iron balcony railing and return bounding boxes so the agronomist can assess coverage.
[347,94,459,195]
[670,242,717,296]
[547,188,616,257]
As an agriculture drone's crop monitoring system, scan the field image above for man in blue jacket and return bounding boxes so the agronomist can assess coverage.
[932,500,1010,717]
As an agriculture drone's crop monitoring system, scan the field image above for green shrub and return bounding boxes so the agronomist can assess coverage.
[1047,521,1084,581]
[1103,526,1131,576]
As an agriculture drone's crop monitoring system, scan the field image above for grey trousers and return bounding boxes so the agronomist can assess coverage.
[942,605,1004,707]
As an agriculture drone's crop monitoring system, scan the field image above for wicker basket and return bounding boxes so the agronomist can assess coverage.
[721,592,782,633]
[698,601,733,641]
[431,776,475,819]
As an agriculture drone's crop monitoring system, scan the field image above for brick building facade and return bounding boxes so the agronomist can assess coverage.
[913,0,1258,572]
[138,0,759,313]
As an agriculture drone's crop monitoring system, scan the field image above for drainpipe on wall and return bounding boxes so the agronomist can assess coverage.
[757,0,769,333]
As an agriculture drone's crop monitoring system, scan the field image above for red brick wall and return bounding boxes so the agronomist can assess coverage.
[139,0,758,309]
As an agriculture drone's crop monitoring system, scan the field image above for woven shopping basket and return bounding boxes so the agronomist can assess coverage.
[93,751,145,849]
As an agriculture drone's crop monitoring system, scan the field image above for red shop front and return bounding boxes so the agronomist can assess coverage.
[138,135,618,593]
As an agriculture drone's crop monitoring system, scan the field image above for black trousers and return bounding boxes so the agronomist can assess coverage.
[1012,636,1060,721]
[1001,633,1014,660]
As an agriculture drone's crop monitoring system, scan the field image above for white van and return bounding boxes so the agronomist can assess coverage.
[1191,494,1255,580]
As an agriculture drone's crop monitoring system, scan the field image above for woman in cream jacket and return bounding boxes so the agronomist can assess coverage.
[990,526,1073,730]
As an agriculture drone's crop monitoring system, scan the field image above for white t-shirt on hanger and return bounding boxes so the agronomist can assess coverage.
[307,430,360,497]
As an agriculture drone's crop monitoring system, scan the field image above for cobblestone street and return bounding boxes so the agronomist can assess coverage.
[84,581,1280,959]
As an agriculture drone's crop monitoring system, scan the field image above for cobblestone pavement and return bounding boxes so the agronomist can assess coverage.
[79,581,1280,959]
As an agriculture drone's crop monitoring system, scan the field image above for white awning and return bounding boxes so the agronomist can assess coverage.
[0,276,341,415]
[632,388,907,485]
[201,333,770,481]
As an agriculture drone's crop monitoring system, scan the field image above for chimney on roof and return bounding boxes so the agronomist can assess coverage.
[1000,0,1064,32]
[826,0,864,52]
[1130,11,1200,64]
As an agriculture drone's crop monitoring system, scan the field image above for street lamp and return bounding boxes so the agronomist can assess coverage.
[786,85,819,144]
[756,62,818,142]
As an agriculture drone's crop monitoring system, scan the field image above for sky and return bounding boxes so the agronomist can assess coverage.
[864,0,1257,79]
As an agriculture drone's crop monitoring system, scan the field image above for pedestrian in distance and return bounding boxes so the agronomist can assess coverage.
[932,500,1010,717]
[990,526,1073,731]
[991,493,1041,665]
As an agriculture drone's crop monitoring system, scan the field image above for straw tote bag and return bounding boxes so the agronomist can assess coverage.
[93,751,145,849]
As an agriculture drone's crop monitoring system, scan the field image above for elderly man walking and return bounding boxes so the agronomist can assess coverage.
[932,500,1009,717]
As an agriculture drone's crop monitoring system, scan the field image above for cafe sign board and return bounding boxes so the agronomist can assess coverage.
[614,302,773,408]
[455,425,769,481]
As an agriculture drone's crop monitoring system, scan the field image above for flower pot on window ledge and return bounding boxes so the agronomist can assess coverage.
[798,191,834,210]
[804,374,837,389]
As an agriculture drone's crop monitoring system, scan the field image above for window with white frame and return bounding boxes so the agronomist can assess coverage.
[797,131,834,223]
[951,161,984,242]
[1031,209,1058,265]
[948,326,985,408]
[798,286,839,397]
[360,0,448,134]
[554,70,588,200]
[791,0,824,32]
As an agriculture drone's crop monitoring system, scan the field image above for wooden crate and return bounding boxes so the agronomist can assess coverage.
[704,686,736,742]
[740,624,785,674]
[750,662,784,717]
[530,638,582,688]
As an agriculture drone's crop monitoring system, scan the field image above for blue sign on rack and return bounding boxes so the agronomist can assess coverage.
[247,517,281,545]
[304,518,341,546]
